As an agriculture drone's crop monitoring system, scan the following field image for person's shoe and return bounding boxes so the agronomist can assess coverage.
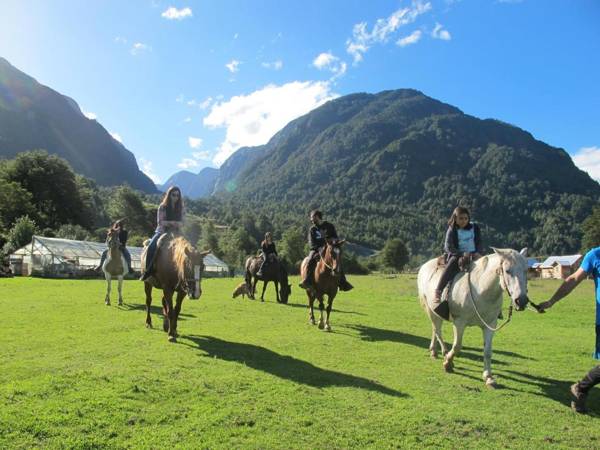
[298,279,312,289]
[433,301,450,321]
[339,280,353,292]
[570,383,588,414]
[140,271,152,281]
[256,271,263,277]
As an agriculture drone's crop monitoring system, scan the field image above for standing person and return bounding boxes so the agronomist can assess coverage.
[298,209,353,291]
[431,206,484,320]
[538,246,600,414]
[140,186,185,281]
[256,232,277,277]
[96,219,132,273]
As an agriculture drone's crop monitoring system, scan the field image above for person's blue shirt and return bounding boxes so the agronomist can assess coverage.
[580,246,600,359]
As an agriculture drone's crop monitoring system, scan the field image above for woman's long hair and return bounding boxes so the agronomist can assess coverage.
[160,186,184,221]
[447,206,470,228]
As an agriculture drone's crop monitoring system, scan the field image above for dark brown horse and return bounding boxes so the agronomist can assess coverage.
[300,239,345,331]
[245,255,291,304]
[141,234,210,342]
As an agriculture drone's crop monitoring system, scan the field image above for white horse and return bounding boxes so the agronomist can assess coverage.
[417,248,529,388]
[102,228,128,306]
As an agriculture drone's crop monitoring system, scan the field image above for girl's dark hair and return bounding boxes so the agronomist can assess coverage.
[448,206,471,228]
[160,186,183,221]
[310,210,323,219]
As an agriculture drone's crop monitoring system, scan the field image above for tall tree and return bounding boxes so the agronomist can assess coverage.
[381,238,410,272]
[581,206,600,251]
[106,185,153,235]
[3,215,38,255]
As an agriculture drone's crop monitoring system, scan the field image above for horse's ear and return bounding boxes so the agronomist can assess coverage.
[200,250,211,257]
[519,247,528,257]
[337,239,346,246]
[491,247,500,254]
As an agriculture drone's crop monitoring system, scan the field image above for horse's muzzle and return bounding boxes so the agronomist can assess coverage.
[514,295,529,311]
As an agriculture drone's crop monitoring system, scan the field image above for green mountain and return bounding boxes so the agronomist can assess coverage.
[216,89,599,256]
[157,167,219,198]
[0,57,156,192]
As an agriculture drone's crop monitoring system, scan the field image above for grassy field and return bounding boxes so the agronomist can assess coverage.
[1,274,599,449]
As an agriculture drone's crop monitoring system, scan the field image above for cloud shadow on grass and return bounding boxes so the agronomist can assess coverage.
[182,334,406,398]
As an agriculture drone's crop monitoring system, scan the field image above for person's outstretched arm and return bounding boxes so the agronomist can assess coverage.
[538,268,588,311]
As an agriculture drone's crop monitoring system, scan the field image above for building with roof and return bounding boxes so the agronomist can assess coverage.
[537,254,583,279]
[9,235,229,278]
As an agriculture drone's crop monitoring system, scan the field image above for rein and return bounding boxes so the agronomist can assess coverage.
[466,265,513,332]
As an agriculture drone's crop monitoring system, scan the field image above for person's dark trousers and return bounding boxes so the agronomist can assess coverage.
[299,250,318,287]
[339,270,353,291]
[436,255,460,294]
[141,232,161,280]
[98,249,108,270]
[122,247,132,272]
[578,365,600,393]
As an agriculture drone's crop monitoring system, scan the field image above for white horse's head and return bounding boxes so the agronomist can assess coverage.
[491,247,529,311]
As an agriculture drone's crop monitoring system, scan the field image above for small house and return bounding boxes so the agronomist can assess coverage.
[537,255,583,280]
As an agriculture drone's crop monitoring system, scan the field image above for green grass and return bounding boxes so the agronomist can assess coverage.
[1,274,599,449]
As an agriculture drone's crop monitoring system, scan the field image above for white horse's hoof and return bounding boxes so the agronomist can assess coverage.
[430,351,438,359]
[324,324,331,332]
[168,335,177,343]
[318,321,325,330]
[485,377,497,389]
[105,299,110,306]
[443,359,454,373]
[309,318,316,325]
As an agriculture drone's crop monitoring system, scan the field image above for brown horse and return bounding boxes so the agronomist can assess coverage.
[141,234,210,342]
[103,227,128,306]
[245,255,291,304]
[300,239,345,331]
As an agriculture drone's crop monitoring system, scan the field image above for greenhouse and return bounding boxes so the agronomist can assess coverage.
[9,235,229,278]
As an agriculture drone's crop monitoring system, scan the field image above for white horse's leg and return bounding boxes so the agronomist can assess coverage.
[428,307,446,358]
[443,322,465,373]
[482,328,497,387]
[117,276,124,306]
[105,274,111,306]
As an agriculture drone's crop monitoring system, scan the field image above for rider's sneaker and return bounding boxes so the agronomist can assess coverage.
[298,279,311,289]
[433,301,450,321]
[570,383,588,414]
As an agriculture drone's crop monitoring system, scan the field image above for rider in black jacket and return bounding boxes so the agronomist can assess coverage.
[299,210,353,291]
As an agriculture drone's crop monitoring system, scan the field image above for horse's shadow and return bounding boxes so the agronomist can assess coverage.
[284,302,367,316]
[182,334,406,398]
[119,302,196,319]
[345,324,534,364]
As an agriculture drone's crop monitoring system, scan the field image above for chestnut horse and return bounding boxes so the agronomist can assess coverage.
[141,234,210,342]
[300,239,345,331]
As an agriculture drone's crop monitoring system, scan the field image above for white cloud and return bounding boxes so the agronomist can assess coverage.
[200,97,213,109]
[186,99,197,106]
[233,33,239,40]
[176,94,184,103]
[192,151,211,160]
[161,6,192,20]
[188,137,203,149]
[573,146,600,181]
[139,157,162,184]
[312,52,347,79]
[177,158,200,169]
[262,60,283,70]
[204,80,338,166]
[432,23,451,40]
[131,42,152,55]
[397,29,423,47]
[110,132,123,143]
[114,36,127,44]
[183,117,192,123]
[83,111,97,120]
[225,60,241,73]
[346,0,432,64]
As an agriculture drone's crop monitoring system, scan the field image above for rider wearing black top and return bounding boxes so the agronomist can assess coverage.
[256,232,277,277]
[299,210,353,291]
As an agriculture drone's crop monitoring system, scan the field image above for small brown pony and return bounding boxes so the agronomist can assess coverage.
[103,227,128,306]
[300,239,345,331]
[141,234,210,342]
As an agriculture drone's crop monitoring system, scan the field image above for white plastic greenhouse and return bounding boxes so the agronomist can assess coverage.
[9,235,229,278]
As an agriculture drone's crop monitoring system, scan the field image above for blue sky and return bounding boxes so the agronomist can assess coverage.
[1,0,599,184]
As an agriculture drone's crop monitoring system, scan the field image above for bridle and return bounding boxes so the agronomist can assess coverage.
[319,243,339,275]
